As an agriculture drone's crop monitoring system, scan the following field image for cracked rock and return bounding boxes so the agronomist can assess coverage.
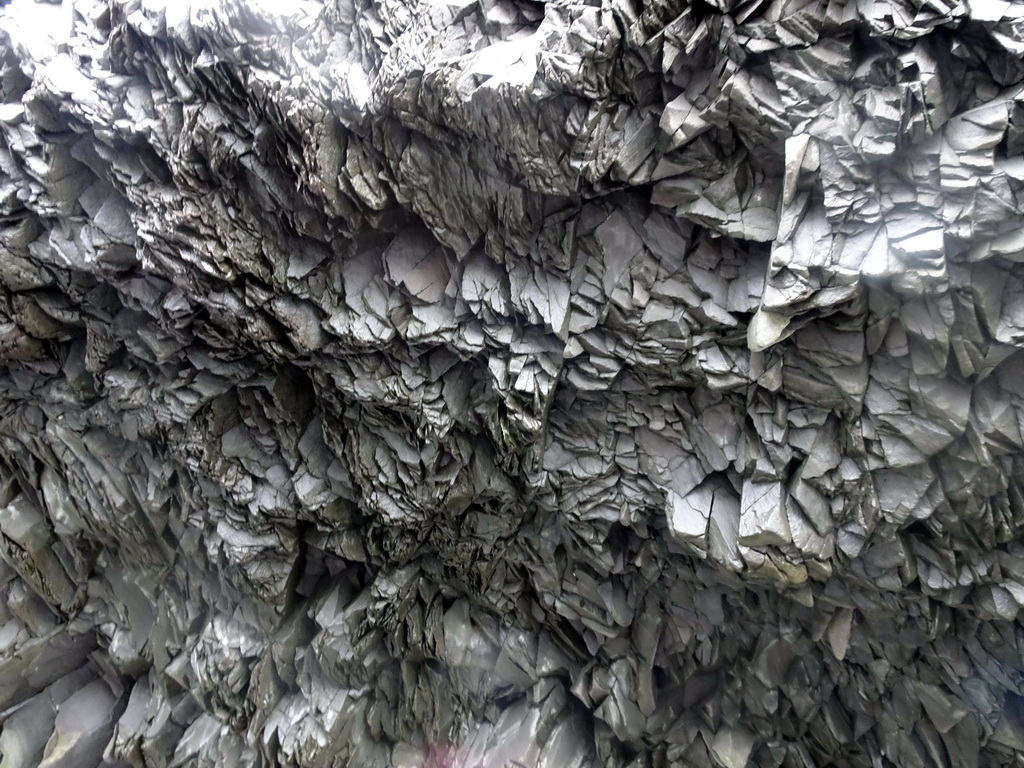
[1,0,1024,766]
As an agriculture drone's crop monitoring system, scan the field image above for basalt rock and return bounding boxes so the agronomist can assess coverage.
[1,0,1024,766]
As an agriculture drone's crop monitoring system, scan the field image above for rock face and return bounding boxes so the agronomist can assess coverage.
[1,0,1024,765]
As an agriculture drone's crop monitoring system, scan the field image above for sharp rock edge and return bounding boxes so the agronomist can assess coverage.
[0,0,1023,766]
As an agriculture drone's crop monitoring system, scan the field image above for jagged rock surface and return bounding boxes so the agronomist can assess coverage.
[2,0,1024,765]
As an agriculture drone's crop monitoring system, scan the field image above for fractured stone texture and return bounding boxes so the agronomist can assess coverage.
[1,0,1024,765]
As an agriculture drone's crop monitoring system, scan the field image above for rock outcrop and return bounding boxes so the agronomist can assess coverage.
[1,0,1024,765]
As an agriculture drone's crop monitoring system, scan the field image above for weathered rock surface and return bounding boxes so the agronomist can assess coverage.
[1,0,1024,765]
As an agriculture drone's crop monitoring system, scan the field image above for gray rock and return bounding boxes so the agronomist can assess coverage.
[0,0,1022,765]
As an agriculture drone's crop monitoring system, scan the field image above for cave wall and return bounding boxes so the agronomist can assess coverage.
[1,0,1024,766]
